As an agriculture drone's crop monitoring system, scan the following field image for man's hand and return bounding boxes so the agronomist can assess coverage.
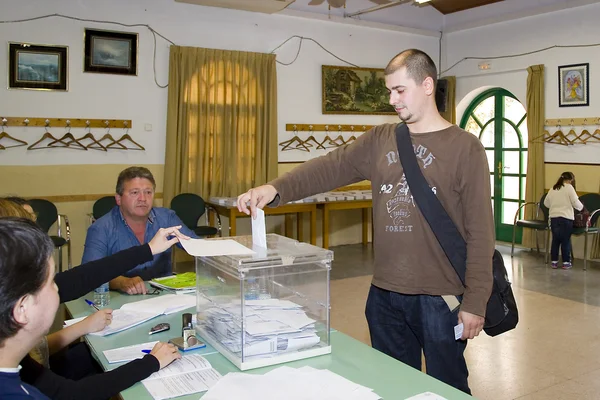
[148,226,190,255]
[458,310,484,340]
[111,276,147,295]
[236,185,278,218]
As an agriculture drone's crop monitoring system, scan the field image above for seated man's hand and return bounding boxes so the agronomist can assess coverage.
[111,276,147,295]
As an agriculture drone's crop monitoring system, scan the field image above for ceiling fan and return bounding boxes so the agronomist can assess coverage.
[307,0,393,8]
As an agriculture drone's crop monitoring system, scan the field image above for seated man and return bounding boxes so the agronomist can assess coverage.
[82,166,197,294]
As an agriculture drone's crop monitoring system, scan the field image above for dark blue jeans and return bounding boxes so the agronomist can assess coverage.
[365,285,470,394]
[550,217,574,263]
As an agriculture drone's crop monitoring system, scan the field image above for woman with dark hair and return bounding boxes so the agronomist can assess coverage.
[0,217,188,399]
[544,172,584,269]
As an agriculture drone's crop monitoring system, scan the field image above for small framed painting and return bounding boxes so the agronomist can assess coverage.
[8,43,68,91]
[84,28,138,76]
[558,63,589,107]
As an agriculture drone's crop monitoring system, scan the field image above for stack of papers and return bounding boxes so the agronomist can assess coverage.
[141,354,221,400]
[202,366,381,400]
[150,272,220,294]
[197,299,320,359]
[88,294,196,336]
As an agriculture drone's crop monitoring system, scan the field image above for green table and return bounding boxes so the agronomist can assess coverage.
[65,291,473,400]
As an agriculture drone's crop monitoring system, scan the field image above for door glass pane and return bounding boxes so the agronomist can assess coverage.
[481,123,495,148]
[521,177,527,200]
[503,122,520,147]
[518,120,528,144]
[522,151,528,173]
[504,96,525,126]
[502,201,519,224]
[465,116,481,136]
[485,150,494,172]
[503,176,520,200]
[503,151,521,174]
[474,96,495,123]
[490,174,494,192]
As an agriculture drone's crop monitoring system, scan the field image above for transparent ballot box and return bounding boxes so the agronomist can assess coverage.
[195,234,332,370]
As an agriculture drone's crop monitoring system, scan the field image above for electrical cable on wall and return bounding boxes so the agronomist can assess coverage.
[440,42,600,76]
[0,13,175,88]
[270,35,359,67]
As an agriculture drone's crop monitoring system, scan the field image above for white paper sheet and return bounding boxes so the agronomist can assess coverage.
[121,294,196,315]
[103,341,159,363]
[179,238,255,257]
[63,316,85,327]
[202,366,381,400]
[405,392,448,400]
[251,208,267,248]
[142,369,221,400]
[144,354,212,380]
[89,309,159,336]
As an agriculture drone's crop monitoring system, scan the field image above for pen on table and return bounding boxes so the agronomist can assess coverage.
[141,349,152,354]
[85,299,101,311]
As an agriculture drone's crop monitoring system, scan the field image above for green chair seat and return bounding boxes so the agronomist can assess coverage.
[170,193,221,238]
[194,226,219,237]
[51,235,67,247]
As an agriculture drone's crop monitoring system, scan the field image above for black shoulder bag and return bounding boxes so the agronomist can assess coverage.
[395,123,518,336]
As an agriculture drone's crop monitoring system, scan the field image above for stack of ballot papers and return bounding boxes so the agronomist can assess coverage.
[202,366,381,400]
[86,294,196,336]
[141,354,221,400]
[197,298,321,358]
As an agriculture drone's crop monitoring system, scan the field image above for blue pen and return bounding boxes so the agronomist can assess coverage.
[85,299,100,311]
[141,349,152,354]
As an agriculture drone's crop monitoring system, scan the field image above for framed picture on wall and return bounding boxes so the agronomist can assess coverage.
[84,28,138,76]
[322,65,395,115]
[8,43,68,91]
[558,63,589,107]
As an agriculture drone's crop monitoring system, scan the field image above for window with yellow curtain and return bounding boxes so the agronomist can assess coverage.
[164,47,278,204]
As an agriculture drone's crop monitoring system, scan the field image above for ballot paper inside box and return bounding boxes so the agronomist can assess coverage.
[194,234,333,370]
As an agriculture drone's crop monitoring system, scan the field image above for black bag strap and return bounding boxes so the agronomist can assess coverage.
[394,123,467,285]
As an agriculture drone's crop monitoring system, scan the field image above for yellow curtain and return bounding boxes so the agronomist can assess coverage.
[440,76,456,124]
[522,65,546,248]
[164,46,278,206]
[592,181,600,259]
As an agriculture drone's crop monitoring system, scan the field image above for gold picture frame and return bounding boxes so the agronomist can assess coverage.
[8,43,68,91]
[322,65,394,115]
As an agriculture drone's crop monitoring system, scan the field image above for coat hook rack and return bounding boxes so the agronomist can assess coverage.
[0,117,133,129]
[285,124,376,132]
[544,117,600,127]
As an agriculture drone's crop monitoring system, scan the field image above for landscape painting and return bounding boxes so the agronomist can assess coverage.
[84,28,138,76]
[9,43,68,91]
[322,65,395,115]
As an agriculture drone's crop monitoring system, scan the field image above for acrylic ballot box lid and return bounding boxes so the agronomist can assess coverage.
[199,234,333,274]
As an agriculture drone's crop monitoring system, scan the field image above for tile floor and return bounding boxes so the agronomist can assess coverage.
[328,242,600,400]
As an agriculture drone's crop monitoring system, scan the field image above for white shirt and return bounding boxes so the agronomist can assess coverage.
[543,183,584,220]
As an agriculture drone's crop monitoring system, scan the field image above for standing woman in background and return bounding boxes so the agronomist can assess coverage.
[544,172,584,269]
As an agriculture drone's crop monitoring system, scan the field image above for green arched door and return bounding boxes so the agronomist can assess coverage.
[460,88,528,243]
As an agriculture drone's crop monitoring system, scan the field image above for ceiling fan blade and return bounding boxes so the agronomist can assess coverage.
[369,0,393,4]
[308,0,327,5]
[327,0,347,8]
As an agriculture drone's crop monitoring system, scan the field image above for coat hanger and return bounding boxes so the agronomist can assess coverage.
[48,121,87,150]
[0,118,28,149]
[28,121,70,150]
[591,118,600,142]
[109,128,145,150]
[326,125,347,148]
[279,126,310,152]
[91,124,125,149]
[574,119,592,144]
[533,122,572,146]
[565,119,579,143]
[304,125,325,150]
[78,122,107,151]
[345,126,360,144]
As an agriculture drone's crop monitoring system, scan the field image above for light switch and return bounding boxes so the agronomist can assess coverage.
[144,123,153,131]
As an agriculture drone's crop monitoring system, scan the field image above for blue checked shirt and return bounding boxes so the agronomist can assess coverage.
[81,206,197,280]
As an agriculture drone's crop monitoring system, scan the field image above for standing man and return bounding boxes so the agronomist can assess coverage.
[236,49,494,393]
[82,167,197,294]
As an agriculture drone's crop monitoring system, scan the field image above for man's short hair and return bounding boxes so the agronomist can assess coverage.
[115,167,156,195]
[0,217,54,345]
[385,49,438,89]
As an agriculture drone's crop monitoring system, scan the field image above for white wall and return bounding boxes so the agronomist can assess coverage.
[0,0,439,166]
[445,2,600,165]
